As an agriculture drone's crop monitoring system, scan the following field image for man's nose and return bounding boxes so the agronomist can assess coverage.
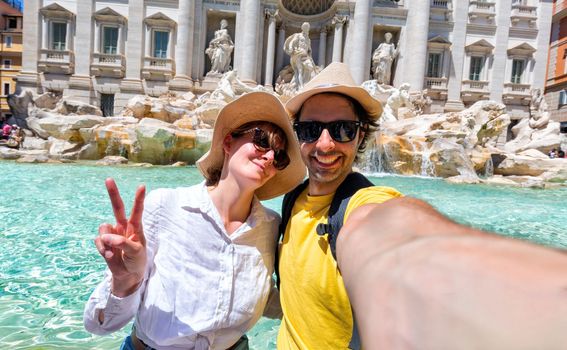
[316,129,335,152]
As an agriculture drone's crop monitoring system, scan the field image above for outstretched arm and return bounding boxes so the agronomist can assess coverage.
[337,197,567,349]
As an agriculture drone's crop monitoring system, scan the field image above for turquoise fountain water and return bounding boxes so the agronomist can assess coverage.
[1,161,566,349]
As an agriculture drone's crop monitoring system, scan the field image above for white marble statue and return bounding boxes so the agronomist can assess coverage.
[528,88,551,130]
[376,83,411,122]
[284,22,317,90]
[372,32,399,85]
[205,19,234,75]
[210,70,269,102]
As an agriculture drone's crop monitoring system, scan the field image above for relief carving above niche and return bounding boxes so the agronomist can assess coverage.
[281,0,335,16]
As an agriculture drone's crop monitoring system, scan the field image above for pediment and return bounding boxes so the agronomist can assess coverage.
[144,12,176,29]
[40,3,75,20]
[507,42,536,56]
[94,7,127,24]
[428,35,452,48]
[465,39,494,53]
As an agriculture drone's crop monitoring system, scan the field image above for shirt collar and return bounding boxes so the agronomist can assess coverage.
[180,181,271,226]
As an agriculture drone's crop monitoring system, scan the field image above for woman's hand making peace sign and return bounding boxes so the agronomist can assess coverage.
[94,178,147,297]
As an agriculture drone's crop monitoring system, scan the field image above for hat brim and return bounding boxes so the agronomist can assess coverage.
[196,91,305,200]
[286,85,383,120]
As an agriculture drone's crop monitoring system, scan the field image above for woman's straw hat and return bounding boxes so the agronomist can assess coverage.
[197,91,306,200]
[286,62,383,119]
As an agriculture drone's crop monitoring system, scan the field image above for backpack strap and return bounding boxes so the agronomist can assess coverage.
[275,179,309,289]
[316,172,372,350]
[315,172,374,260]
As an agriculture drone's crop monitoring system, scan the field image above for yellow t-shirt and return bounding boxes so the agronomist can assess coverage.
[277,186,403,349]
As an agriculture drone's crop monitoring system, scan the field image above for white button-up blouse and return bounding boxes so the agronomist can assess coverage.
[84,182,281,349]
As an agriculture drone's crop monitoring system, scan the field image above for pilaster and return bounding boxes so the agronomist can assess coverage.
[17,0,40,91]
[120,0,144,94]
[235,0,261,83]
[489,0,512,102]
[445,0,469,111]
[402,0,430,92]
[170,0,195,91]
[66,0,94,103]
[349,0,372,84]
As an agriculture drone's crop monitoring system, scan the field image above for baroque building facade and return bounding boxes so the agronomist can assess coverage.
[0,1,22,121]
[546,0,567,126]
[17,0,551,120]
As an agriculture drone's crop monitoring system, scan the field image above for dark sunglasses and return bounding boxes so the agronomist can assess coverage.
[293,120,364,143]
[233,127,290,170]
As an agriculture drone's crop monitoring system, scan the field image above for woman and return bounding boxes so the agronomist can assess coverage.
[84,92,305,349]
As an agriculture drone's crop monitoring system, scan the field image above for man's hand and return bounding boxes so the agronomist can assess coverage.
[94,178,146,297]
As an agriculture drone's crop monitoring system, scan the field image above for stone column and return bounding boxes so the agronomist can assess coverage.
[444,0,468,111]
[234,0,261,83]
[66,0,94,103]
[17,0,40,90]
[349,0,372,84]
[42,18,48,49]
[170,0,195,91]
[94,22,100,53]
[402,0,430,93]
[275,23,286,77]
[318,27,327,67]
[117,0,145,110]
[264,9,278,87]
[332,15,346,63]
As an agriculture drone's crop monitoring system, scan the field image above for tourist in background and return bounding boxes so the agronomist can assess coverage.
[84,91,305,350]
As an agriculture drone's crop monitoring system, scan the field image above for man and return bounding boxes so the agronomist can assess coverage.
[278,62,567,349]
[277,62,403,349]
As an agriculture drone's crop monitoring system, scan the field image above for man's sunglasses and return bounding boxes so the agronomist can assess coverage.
[233,127,290,170]
[293,120,364,143]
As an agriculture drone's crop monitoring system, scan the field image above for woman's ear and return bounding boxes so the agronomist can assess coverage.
[223,134,233,154]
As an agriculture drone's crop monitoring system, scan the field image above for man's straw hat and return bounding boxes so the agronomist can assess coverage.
[286,62,382,119]
[196,91,305,200]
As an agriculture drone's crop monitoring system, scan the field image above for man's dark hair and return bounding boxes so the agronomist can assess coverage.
[292,92,379,161]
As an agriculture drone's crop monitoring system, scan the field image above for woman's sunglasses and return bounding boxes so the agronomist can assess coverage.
[293,120,364,143]
[233,127,290,170]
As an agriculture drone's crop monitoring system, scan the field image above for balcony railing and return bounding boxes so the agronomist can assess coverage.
[432,0,449,8]
[462,80,490,91]
[503,83,531,95]
[511,3,537,19]
[142,56,174,80]
[425,77,448,90]
[91,53,125,78]
[469,1,496,13]
[38,49,74,74]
